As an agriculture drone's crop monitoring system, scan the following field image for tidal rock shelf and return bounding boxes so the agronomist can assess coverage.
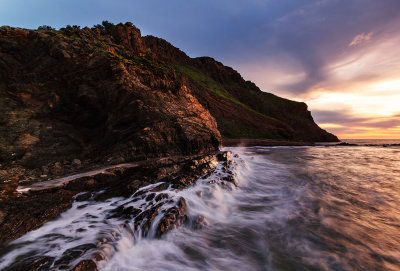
[0,152,232,244]
[17,162,140,193]
[0,151,238,271]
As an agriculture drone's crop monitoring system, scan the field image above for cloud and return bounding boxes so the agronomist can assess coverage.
[313,110,367,125]
[314,109,400,139]
[314,109,400,129]
[232,0,400,96]
[349,32,373,46]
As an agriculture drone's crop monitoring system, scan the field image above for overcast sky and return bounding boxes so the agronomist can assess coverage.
[1,0,400,139]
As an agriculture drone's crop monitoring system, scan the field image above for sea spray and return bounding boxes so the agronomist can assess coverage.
[2,145,400,270]
[0,154,239,270]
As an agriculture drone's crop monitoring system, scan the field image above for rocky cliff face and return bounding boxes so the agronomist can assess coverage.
[0,24,220,184]
[143,36,338,142]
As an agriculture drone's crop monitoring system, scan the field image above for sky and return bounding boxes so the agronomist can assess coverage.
[1,0,400,139]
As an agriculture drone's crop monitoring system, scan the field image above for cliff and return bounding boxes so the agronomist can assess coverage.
[0,22,225,255]
[143,35,338,142]
[0,23,220,180]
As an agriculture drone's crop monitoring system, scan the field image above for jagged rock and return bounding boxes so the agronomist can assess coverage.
[71,260,98,271]
[52,162,64,175]
[0,23,221,183]
[0,256,54,271]
[0,210,5,224]
[143,36,338,142]
[218,151,232,162]
[156,197,187,237]
[0,151,229,244]
[71,159,82,169]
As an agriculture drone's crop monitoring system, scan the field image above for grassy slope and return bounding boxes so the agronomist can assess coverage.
[176,65,287,139]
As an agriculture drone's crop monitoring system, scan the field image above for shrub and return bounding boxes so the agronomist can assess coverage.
[92,24,105,31]
[102,20,116,32]
[38,25,54,30]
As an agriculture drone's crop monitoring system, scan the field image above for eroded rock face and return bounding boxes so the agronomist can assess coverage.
[143,36,339,142]
[0,24,221,184]
[0,152,223,244]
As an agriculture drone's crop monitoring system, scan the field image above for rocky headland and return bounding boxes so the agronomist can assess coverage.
[0,21,337,270]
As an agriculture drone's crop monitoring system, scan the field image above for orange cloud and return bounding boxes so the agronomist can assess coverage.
[349,32,373,46]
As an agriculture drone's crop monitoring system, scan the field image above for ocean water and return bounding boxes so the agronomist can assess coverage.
[1,143,400,270]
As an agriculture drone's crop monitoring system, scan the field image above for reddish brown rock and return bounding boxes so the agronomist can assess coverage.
[143,36,339,142]
[71,260,98,271]
[0,23,221,184]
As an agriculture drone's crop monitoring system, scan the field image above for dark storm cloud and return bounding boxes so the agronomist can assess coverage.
[257,0,400,94]
[313,110,400,129]
[313,110,369,125]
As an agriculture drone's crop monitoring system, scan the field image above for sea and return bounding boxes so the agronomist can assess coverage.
[1,139,399,270]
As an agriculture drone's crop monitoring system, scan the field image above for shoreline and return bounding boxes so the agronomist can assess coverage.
[222,138,315,147]
[0,151,231,244]
[221,138,400,148]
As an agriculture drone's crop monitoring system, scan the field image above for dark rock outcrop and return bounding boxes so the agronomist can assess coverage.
[0,23,220,185]
[0,151,234,271]
[143,36,338,142]
[0,152,224,244]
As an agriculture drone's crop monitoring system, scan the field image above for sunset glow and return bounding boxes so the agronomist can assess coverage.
[238,9,400,140]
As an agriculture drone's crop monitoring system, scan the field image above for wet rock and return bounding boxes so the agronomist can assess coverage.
[150,182,169,192]
[93,252,104,261]
[146,193,156,201]
[0,179,19,201]
[71,159,82,169]
[0,210,5,224]
[218,151,232,162]
[154,193,168,202]
[52,162,64,175]
[337,142,358,146]
[2,256,54,271]
[108,205,141,220]
[54,243,97,268]
[93,172,116,184]
[0,188,75,244]
[75,192,92,202]
[135,203,162,234]
[193,215,209,229]
[126,179,143,193]
[41,165,49,175]
[222,175,238,186]
[0,151,223,244]
[71,260,98,271]
[156,197,187,237]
